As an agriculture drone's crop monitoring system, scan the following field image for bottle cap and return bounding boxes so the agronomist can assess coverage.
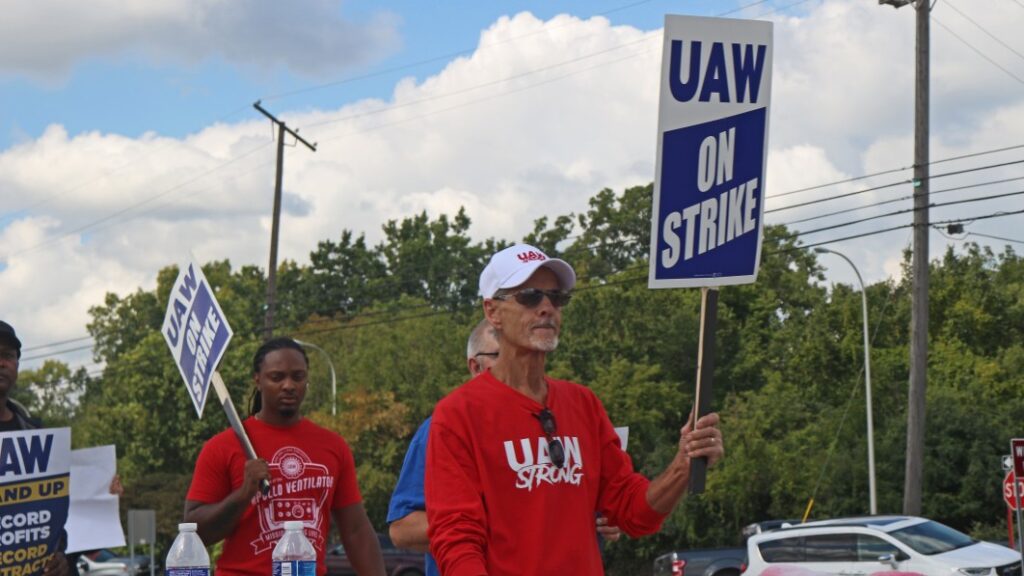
[178,523,198,531]
[284,521,304,531]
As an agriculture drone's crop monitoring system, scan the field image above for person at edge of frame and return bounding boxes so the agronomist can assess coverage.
[0,320,71,576]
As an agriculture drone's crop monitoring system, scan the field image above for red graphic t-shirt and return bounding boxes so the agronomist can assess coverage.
[187,417,361,576]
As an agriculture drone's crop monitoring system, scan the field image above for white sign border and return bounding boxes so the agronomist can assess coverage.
[647,14,773,289]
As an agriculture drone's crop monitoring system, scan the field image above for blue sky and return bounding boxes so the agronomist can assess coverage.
[2,0,1023,367]
[0,1,802,150]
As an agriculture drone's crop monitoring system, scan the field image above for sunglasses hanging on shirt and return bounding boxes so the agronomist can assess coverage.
[533,408,566,468]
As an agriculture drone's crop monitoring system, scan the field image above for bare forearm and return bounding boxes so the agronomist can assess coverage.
[646,455,690,514]
[389,511,429,552]
[647,411,724,514]
[183,493,250,545]
[336,504,386,576]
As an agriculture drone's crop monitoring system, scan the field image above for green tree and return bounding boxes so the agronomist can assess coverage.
[13,360,88,427]
[300,231,387,317]
[377,208,497,310]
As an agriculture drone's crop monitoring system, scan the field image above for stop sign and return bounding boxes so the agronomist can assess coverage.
[1003,472,1024,510]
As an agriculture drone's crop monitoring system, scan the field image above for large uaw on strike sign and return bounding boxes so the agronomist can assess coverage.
[0,428,71,576]
[649,15,772,287]
[162,262,233,417]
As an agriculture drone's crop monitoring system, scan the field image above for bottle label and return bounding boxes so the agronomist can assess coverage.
[272,560,316,576]
[166,569,210,576]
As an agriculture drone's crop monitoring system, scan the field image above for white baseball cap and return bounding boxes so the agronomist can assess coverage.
[479,244,576,299]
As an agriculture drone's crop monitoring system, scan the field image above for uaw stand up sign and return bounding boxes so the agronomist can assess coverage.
[0,428,71,576]
[648,15,772,493]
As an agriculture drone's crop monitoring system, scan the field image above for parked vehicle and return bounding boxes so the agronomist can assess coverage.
[75,549,157,576]
[325,532,425,576]
[653,520,801,576]
[653,547,746,576]
[744,515,1020,576]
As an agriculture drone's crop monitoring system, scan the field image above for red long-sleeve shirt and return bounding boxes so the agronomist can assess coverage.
[426,371,666,576]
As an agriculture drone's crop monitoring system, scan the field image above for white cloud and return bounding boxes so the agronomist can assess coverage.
[2,1,1024,364]
[0,0,399,79]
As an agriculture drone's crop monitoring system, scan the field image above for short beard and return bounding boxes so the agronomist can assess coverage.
[277,406,299,418]
[530,334,559,352]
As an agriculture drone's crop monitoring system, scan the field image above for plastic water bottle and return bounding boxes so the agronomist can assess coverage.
[272,520,317,576]
[165,522,210,576]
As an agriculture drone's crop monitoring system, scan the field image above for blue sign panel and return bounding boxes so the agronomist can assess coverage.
[0,428,71,576]
[649,15,773,288]
[162,262,234,417]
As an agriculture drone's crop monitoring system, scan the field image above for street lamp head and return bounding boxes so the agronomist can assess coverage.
[813,247,830,254]
[291,338,338,417]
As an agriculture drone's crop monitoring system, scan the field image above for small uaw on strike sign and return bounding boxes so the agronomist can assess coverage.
[162,262,269,495]
[648,15,772,493]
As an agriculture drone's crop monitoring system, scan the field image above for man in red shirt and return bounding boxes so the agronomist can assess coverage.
[184,337,385,576]
[425,245,725,576]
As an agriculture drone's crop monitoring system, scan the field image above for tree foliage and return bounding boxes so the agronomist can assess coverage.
[53,185,1024,572]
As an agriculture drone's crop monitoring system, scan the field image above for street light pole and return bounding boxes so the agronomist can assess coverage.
[294,339,337,417]
[815,247,877,515]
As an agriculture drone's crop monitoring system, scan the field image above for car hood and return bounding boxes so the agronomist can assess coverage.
[105,557,150,566]
[930,541,1018,566]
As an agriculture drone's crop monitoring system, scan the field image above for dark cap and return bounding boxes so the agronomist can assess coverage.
[0,321,22,355]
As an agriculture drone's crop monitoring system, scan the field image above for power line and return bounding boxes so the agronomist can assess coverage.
[780,174,1024,226]
[718,0,771,16]
[767,157,1024,214]
[932,15,1024,84]
[755,0,819,18]
[966,231,1024,245]
[11,17,1019,270]
[259,0,659,103]
[6,32,657,263]
[767,178,910,215]
[1,142,273,261]
[312,45,654,145]
[767,166,911,201]
[943,0,1024,64]
[23,173,1024,357]
[2,104,253,221]
[21,343,95,362]
[773,206,1024,253]
[766,142,1024,201]
[259,0,782,104]
[28,202,1024,365]
[21,335,94,353]
[790,188,1024,237]
[303,35,655,131]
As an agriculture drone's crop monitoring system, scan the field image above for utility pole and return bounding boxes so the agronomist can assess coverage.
[879,0,929,515]
[253,101,317,341]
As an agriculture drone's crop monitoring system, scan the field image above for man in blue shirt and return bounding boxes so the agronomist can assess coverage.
[387,320,499,575]
[387,320,621,575]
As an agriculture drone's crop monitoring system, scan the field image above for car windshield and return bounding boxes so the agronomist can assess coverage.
[887,520,975,555]
[94,550,117,561]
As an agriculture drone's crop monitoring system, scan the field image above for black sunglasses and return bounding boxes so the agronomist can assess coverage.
[533,408,566,468]
[473,351,499,359]
[494,288,572,309]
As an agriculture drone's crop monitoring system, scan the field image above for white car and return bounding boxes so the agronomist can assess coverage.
[743,515,1020,576]
[76,549,156,576]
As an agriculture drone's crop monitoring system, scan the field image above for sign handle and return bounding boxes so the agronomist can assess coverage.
[1016,470,1024,572]
[689,286,719,495]
[211,371,271,496]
